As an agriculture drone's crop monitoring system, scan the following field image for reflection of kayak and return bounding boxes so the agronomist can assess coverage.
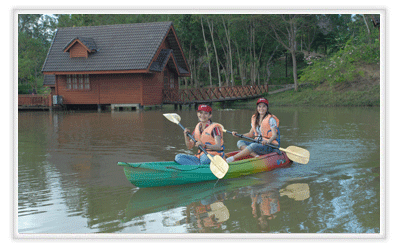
[123,175,265,221]
[118,150,292,188]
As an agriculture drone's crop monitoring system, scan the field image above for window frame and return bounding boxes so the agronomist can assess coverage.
[65,74,91,91]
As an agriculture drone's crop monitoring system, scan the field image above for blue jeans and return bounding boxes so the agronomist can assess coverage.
[175,153,211,165]
[237,140,279,155]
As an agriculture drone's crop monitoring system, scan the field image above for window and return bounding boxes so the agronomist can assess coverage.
[169,72,175,88]
[72,75,78,89]
[66,75,71,89]
[78,75,84,89]
[84,74,90,89]
[66,74,90,90]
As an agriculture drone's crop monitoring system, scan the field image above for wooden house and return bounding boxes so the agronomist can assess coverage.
[42,22,190,109]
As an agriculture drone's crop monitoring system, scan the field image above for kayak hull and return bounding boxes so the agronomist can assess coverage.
[118,150,292,188]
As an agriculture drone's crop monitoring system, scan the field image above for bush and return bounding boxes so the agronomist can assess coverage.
[299,38,380,87]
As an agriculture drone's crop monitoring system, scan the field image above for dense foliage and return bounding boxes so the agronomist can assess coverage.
[299,15,380,88]
[17,14,380,95]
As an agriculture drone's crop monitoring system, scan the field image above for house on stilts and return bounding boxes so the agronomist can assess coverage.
[42,21,190,111]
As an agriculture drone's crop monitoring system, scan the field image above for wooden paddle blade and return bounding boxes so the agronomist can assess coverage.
[207,155,229,179]
[280,146,310,164]
[163,113,181,124]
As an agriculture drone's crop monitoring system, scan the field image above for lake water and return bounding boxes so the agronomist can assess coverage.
[17,106,382,236]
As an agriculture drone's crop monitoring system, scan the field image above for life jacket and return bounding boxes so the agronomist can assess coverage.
[193,122,225,158]
[251,114,280,146]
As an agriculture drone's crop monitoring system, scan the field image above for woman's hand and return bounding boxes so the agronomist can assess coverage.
[195,141,205,148]
[183,128,190,137]
[232,131,238,137]
[261,139,270,145]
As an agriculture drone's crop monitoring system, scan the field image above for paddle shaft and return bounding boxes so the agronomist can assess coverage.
[225,129,309,162]
[224,130,280,150]
[177,123,209,155]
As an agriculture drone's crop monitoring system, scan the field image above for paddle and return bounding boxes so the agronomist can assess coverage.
[219,125,310,165]
[163,113,229,179]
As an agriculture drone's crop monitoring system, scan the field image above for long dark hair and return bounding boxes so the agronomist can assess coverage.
[253,104,270,127]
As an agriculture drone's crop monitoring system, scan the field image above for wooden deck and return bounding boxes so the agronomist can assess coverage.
[162,85,268,104]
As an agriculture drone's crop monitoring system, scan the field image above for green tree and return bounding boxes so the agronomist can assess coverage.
[18,14,56,94]
[266,14,309,91]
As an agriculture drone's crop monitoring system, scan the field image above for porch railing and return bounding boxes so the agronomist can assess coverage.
[162,85,268,104]
[18,94,52,107]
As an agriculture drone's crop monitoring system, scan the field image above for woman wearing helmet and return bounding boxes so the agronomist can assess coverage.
[175,104,225,165]
[226,98,280,163]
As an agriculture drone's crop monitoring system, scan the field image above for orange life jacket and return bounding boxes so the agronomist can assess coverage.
[251,114,280,145]
[193,122,225,158]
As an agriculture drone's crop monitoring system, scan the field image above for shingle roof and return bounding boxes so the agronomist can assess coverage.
[64,37,97,52]
[42,22,189,74]
[43,74,55,86]
[150,49,173,72]
[150,49,190,74]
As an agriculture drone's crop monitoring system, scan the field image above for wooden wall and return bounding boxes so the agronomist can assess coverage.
[69,43,88,58]
[55,72,171,106]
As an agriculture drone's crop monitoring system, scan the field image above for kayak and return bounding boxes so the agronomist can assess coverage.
[118,150,292,188]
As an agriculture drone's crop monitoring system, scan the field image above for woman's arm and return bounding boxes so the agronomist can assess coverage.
[262,127,277,145]
[232,127,254,138]
[184,128,195,149]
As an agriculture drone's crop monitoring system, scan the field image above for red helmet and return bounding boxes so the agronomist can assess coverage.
[256,98,269,106]
[197,104,212,113]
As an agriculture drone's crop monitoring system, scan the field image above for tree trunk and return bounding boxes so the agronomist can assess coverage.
[206,18,222,87]
[200,16,212,87]
[363,14,372,44]
[222,17,234,86]
[266,45,279,84]
[268,14,302,91]
[290,50,298,91]
[234,41,245,86]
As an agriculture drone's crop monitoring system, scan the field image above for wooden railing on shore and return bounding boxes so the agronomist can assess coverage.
[18,94,52,107]
[162,85,268,104]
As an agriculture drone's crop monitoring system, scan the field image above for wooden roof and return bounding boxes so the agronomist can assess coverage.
[42,22,190,76]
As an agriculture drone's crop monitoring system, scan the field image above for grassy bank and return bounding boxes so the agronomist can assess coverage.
[223,60,380,108]
[266,83,380,107]
[220,81,379,110]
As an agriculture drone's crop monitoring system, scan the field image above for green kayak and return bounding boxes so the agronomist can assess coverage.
[118,150,292,188]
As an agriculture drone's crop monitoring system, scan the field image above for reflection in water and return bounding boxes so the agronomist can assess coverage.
[176,198,230,231]
[280,183,310,201]
[18,106,380,234]
[123,176,310,233]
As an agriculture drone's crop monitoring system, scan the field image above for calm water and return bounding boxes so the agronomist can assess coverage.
[17,106,381,235]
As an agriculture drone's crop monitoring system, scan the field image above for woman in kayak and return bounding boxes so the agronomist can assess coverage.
[175,104,225,165]
[226,98,280,163]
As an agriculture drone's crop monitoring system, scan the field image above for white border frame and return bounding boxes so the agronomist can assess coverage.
[10,4,388,244]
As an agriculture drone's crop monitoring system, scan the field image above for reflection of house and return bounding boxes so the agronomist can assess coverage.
[42,22,190,109]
